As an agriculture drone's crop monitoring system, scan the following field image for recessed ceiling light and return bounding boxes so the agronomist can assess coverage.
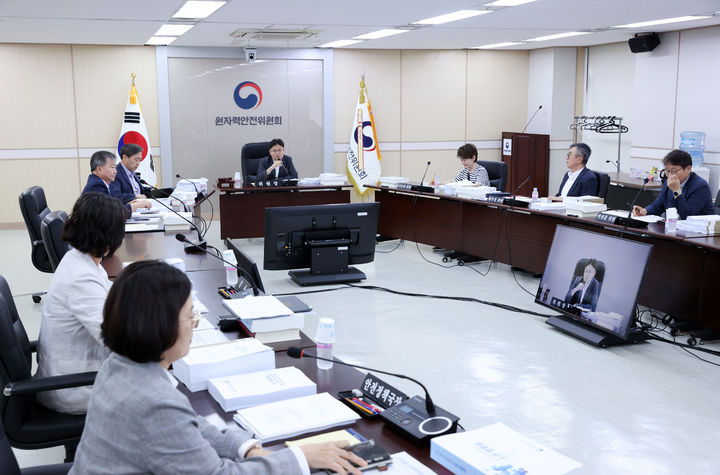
[412,10,491,25]
[318,39,364,48]
[526,31,589,42]
[146,36,177,46]
[173,1,226,19]
[485,0,536,6]
[613,16,710,28]
[154,24,194,36]
[353,29,410,40]
[472,41,523,49]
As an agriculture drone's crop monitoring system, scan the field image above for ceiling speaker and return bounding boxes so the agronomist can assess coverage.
[628,33,660,53]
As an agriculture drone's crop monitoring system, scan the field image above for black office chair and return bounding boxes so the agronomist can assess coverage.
[0,275,95,463]
[18,187,53,303]
[477,160,508,192]
[715,189,720,213]
[40,211,68,272]
[1,416,71,474]
[241,141,270,185]
[589,170,610,199]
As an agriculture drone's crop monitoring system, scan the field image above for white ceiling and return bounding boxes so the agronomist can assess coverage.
[1,0,719,50]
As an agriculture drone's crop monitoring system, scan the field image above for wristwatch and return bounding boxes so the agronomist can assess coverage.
[673,190,681,198]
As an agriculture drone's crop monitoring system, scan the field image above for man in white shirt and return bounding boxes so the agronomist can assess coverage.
[552,143,598,200]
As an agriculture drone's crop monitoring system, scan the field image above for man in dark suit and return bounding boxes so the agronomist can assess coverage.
[82,150,150,212]
[633,149,714,220]
[564,259,601,312]
[256,138,299,183]
[553,143,598,200]
[115,143,151,204]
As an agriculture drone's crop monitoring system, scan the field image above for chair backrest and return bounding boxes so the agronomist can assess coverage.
[0,275,33,385]
[590,170,610,199]
[41,211,69,272]
[18,187,53,273]
[477,160,508,192]
[715,189,720,212]
[241,141,270,185]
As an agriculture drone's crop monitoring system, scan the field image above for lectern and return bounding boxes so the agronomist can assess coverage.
[501,132,550,197]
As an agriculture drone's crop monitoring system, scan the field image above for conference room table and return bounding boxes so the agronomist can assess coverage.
[104,230,448,472]
[218,183,352,239]
[369,185,720,333]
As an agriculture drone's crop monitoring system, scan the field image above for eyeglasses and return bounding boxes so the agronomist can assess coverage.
[269,147,284,154]
[182,308,202,328]
[664,167,684,175]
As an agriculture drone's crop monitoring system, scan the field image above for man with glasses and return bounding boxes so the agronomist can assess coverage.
[553,143,598,200]
[633,149,714,219]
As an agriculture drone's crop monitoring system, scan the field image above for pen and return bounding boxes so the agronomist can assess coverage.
[345,398,375,415]
[351,397,382,413]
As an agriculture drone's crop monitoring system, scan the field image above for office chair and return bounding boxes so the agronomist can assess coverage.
[715,189,720,213]
[477,160,508,192]
[40,211,69,272]
[0,275,95,463]
[589,170,610,199]
[241,141,271,186]
[1,416,71,474]
[18,187,53,303]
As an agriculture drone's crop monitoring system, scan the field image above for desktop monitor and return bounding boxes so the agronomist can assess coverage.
[536,225,653,347]
[224,238,265,294]
[264,202,380,286]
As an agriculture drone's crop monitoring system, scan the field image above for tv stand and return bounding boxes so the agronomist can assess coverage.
[546,315,650,348]
[289,267,366,286]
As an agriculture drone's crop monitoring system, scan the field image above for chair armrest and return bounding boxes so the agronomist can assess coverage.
[29,339,38,353]
[32,239,44,247]
[3,372,96,397]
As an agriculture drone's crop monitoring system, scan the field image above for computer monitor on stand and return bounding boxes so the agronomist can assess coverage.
[263,202,380,286]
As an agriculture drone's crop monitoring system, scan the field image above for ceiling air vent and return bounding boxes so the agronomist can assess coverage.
[230,29,319,41]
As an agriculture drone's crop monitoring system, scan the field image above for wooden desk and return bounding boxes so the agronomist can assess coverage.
[370,185,720,332]
[606,171,661,210]
[218,185,352,239]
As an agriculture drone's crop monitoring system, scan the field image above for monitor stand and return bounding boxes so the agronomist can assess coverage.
[546,315,650,348]
[289,267,366,286]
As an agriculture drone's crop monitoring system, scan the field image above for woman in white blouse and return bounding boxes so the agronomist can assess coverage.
[35,192,126,414]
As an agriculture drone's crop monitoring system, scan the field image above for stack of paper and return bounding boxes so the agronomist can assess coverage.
[456,186,497,200]
[173,339,274,392]
[319,173,347,186]
[162,211,192,231]
[431,422,581,475]
[208,366,317,412]
[297,177,321,186]
[233,392,360,442]
[443,179,474,189]
[529,201,566,212]
[565,200,607,217]
[564,195,605,204]
[190,328,229,349]
[679,215,720,234]
[223,296,304,338]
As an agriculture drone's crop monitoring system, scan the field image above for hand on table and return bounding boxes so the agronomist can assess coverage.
[300,441,367,475]
[632,205,647,217]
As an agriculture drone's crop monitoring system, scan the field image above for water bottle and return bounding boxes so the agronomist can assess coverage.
[233,171,242,188]
[221,250,238,288]
[315,318,335,370]
[665,207,678,234]
[679,131,705,168]
[531,187,539,202]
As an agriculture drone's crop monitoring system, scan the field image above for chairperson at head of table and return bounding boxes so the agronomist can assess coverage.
[256,138,299,181]
[632,149,714,220]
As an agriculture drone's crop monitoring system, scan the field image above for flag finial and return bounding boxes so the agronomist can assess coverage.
[131,73,136,85]
[358,75,366,104]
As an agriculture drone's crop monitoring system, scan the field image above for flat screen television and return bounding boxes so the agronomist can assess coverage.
[536,225,653,347]
[264,202,380,286]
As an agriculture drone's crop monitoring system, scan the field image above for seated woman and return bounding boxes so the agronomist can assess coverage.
[564,259,601,312]
[451,143,489,186]
[256,138,299,182]
[35,192,126,414]
[70,260,366,474]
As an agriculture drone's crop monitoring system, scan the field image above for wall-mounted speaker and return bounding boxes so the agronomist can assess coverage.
[628,33,660,53]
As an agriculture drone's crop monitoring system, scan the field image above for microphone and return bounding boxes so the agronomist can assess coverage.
[522,105,542,134]
[137,185,206,251]
[174,234,260,296]
[419,161,431,187]
[175,173,204,202]
[287,346,436,416]
[139,179,177,203]
[624,177,649,230]
[512,175,533,200]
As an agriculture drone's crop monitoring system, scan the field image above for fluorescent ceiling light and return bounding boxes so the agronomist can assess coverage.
[146,36,177,45]
[473,41,523,49]
[412,10,491,25]
[319,39,363,48]
[614,16,709,28]
[154,24,194,36]
[353,29,410,40]
[526,31,589,42]
[173,1,226,19]
[485,0,536,6]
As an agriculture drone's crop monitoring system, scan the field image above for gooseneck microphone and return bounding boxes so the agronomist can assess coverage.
[176,173,204,202]
[522,105,542,134]
[287,346,436,416]
[419,161,431,188]
[138,183,205,251]
[621,177,650,233]
[512,175,533,200]
[174,234,260,296]
[139,179,182,208]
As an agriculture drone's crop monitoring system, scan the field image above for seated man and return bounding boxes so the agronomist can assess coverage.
[82,150,150,212]
[633,149,714,220]
[256,138,299,182]
[114,143,151,204]
[553,143,598,200]
[564,259,601,312]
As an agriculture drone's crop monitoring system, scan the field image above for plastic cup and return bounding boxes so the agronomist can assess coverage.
[315,318,335,370]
